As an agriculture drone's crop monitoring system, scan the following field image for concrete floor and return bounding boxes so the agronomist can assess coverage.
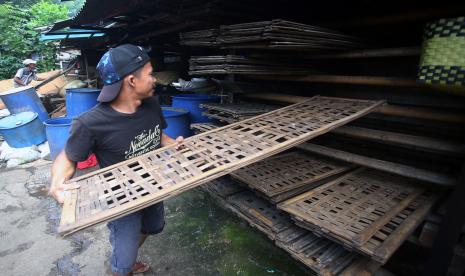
[0,159,311,276]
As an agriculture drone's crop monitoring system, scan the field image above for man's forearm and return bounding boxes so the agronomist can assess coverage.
[50,150,76,191]
[14,78,25,86]
[161,133,175,147]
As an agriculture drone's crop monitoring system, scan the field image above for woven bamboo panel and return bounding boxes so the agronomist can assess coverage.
[231,151,354,203]
[279,168,438,263]
[295,191,437,263]
[59,96,383,235]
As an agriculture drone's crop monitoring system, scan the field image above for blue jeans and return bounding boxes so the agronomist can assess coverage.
[107,202,165,275]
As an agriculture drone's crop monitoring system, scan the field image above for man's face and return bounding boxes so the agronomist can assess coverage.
[133,62,157,100]
[28,63,36,70]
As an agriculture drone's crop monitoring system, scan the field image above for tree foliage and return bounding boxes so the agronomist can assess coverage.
[0,1,68,80]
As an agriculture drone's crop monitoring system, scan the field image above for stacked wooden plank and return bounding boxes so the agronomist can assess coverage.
[278,168,439,264]
[180,19,362,51]
[59,96,383,235]
[179,29,219,47]
[231,151,355,203]
[189,55,313,75]
[200,102,279,123]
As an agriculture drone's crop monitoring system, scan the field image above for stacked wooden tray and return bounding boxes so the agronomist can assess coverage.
[201,176,245,199]
[227,190,293,239]
[59,96,383,235]
[200,102,279,123]
[190,122,220,134]
[189,55,313,75]
[231,151,355,203]
[279,168,438,263]
[224,191,379,275]
[180,19,362,51]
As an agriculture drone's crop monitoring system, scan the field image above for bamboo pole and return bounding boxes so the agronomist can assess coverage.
[297,143,456,187]
[243,93,465,124]
[332,126,465,156]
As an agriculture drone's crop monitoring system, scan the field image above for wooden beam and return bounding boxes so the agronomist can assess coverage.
[131,21,198,41]
[248,75,419,87]
[297,143,456,187]
[332,126,465,156]
[304,47,421,59]
[243,93,465,124]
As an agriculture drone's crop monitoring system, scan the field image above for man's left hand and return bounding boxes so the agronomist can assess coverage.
[175,136,185,150]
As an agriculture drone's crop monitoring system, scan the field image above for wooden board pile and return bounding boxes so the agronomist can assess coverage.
[231,151,355,203]
[180,19,362,51]
[200,102,279,123]
[278,168,438,264]
[59,96,383,235]
[189,55,313,75]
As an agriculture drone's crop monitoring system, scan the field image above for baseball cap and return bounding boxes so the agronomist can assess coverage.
[96,44,151,102]
[23,59,37,65]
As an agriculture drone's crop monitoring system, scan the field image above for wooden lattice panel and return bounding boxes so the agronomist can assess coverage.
[279,168,438,263]
[59,96,383,235]
[231,151,354,203]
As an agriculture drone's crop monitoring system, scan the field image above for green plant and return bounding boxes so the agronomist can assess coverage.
[0,1,68,80]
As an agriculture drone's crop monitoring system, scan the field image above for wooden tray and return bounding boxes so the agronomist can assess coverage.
[279,168,438,263]
[58,96,383,235]
[231,151,354,202]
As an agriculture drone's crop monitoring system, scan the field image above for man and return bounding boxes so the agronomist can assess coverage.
[13,59,45,88]
[49,44,183,276]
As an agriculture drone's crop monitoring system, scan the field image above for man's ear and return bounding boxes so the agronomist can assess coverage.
[126,74,136,88]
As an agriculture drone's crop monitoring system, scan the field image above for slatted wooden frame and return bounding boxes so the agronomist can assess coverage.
[59,96,384,235]
[231,151,355,203]
[279,168,438,263]
[294,191,437,263]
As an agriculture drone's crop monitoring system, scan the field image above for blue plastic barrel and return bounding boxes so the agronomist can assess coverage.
[43,117,72,160]
[0,86,49,122]
[0,111,46,148]
[162,107,191,138]
[66,88,100,118]
[171,94,220,123]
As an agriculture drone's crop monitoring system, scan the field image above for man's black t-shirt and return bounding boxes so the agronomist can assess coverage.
[65,96,167,168]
